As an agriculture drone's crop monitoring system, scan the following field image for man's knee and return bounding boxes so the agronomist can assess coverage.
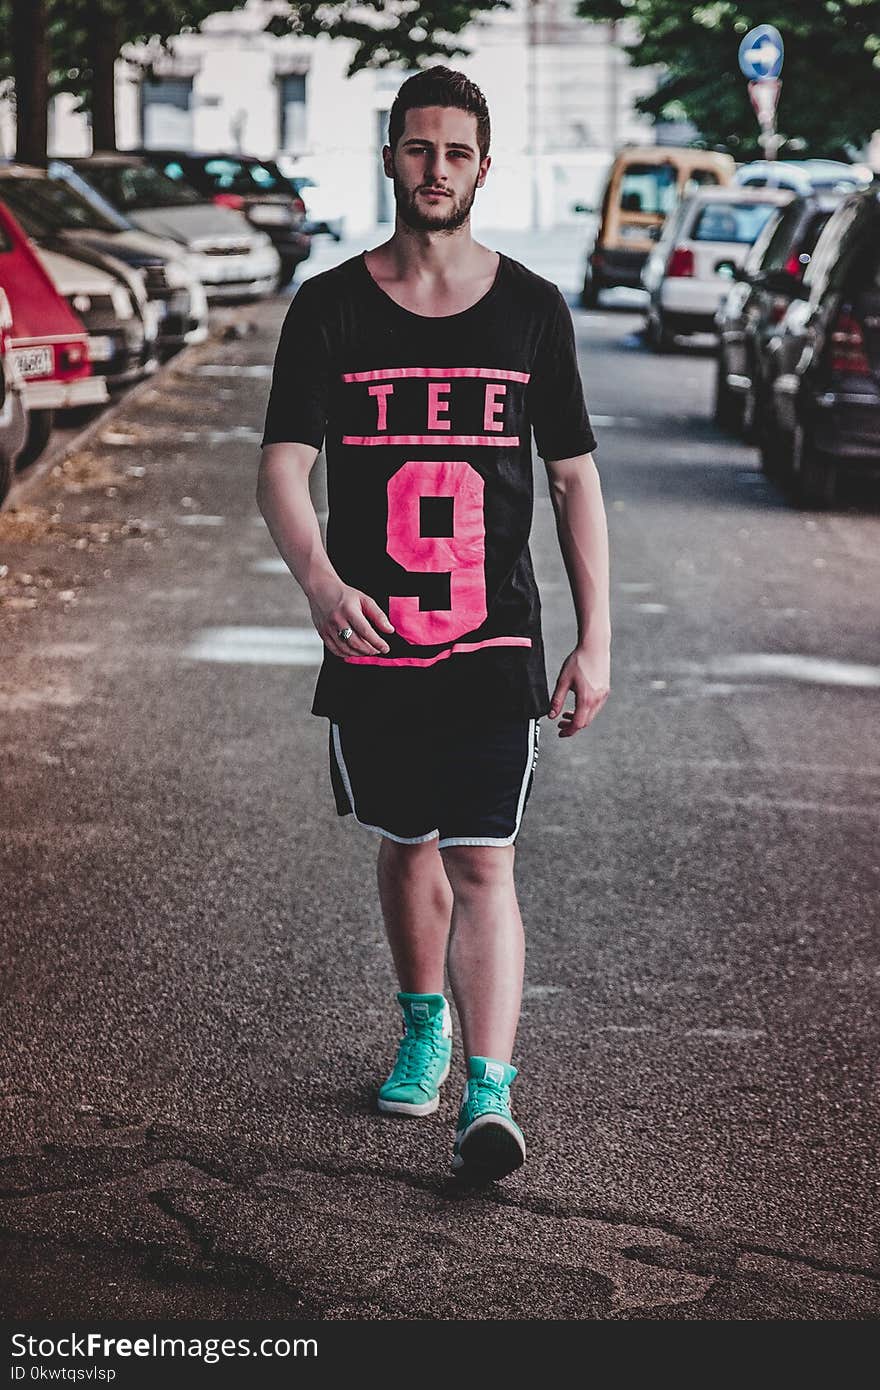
[440,843,515,891]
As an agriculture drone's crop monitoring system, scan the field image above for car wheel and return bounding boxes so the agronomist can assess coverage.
[15,408,54,471]
[0,448,12,506]
[276,259,298,290]
[790,421,838,509]
[581,270,601,309]
[646,308,675,353]
[713,357,741,432]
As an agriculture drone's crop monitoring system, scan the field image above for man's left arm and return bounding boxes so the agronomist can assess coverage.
[544,451,611,738]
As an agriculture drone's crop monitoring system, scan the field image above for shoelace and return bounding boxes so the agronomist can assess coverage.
[467,1079,511,1116]
[394,1028,444,1082]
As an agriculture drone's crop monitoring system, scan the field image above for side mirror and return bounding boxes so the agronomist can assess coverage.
[760,268,809,298]
[571,201,595,215]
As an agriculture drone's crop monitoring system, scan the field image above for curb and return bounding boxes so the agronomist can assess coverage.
[2,301,260,513]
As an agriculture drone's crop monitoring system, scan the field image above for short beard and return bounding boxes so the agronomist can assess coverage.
[393,172,479,233]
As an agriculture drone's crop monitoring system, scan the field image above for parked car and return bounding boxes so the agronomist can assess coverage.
[714,190,846,436]
[641,186,793,351]
[0,199,106,469]
[18,159,211,357]
[758,184,880,507]
[733,159,872,195]
[0,286,28,503]
[136,150,311,286]
[64,154,281,300]
[580,146,736,307]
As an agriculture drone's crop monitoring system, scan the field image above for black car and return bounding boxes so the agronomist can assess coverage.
[714,190,845,438]
[759,183,880,507]
[137,150,311,287]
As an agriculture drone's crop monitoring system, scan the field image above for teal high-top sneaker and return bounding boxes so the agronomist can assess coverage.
[377,992,453,1116]
[451,1056,526,1181]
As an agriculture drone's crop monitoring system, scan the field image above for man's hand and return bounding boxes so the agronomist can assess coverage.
[308,579,395,659]
[548,643,610,738]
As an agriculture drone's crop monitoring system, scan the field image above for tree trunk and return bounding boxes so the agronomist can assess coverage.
[88,1,120,152]
[11,0,49,166]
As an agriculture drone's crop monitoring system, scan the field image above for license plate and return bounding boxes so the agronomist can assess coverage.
[88,335,115,362]
[13,345,53,378]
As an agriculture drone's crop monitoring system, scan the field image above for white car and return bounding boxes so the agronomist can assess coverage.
[641,186,794,351]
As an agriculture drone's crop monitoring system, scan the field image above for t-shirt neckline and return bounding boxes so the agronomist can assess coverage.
[358,249,506,321]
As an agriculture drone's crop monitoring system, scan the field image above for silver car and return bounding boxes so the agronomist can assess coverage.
[65,154,281,300]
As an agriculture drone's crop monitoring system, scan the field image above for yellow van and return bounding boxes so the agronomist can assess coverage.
[581,146,736,306]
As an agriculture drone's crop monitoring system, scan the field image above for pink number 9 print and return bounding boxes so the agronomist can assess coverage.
[386,459,488,644]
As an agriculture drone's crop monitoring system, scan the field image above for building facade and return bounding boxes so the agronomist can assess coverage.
[5,0,662,231]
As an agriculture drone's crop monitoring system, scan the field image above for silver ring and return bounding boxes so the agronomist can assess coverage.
[337,626,353,642]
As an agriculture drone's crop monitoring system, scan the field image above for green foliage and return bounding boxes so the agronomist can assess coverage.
[574,0,880,157]
[0,0,512,113]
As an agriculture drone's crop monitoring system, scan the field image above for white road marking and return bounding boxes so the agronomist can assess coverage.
[590,414,641,427]
[633,602,668,614]
[187,364,273,378]
[175,514,226,526]
[251,557,289,573]
[185,625,323,664]
[711,653,880,689]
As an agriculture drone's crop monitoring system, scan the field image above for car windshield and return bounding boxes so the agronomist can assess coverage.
[691,201,778,244]
[80,162,203,211]
[0,175,120,233]
[200,158,287,196]
[619,164,679,216]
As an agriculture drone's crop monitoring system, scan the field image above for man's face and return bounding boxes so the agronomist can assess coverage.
[384,105,490,233]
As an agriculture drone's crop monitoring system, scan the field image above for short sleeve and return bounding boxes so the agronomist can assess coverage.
[260,279,331,449]
[527,289,597,462]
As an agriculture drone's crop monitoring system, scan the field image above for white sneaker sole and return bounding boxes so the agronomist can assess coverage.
[377,1059,451,1117]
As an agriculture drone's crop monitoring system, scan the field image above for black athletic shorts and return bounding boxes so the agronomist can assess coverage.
[328,717,540,848]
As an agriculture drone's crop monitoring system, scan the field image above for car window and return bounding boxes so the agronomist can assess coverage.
[803,201,865,298]
[83,162,202,210]
[619,163,678,215]
[691,201,778,244]
[201,158,285,196]
[683,168,721,192]
[746,205,789,271]
[0,176,119,233]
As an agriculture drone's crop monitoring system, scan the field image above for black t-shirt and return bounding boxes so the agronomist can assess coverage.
[261,251,597,725]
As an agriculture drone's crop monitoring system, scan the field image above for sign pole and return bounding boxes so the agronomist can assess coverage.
[738,24,785,160]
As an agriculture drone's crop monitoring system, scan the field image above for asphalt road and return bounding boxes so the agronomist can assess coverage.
[1,236,878,1324]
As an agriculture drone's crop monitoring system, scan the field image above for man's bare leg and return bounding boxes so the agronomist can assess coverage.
[440,844,524,1064]
[376,836,453,994]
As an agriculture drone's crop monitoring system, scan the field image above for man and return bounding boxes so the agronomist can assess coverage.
[257,67,610,1183]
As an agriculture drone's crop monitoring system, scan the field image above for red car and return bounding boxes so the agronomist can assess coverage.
[0,198,107,468]
[0,285,28,503]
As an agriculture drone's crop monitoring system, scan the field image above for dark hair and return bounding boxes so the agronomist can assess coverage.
[388,66,491,160]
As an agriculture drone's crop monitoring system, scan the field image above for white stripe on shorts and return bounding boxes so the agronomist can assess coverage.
[437,718,537,848]
[330,721,440,844]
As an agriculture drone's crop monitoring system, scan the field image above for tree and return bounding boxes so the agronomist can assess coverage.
[574,0,880,158]
[9,0,49,164]
[0,0,510,163]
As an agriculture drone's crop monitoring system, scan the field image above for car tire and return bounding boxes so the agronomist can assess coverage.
[713,357,741,432]
[276,259,298,290]
[581,270,601,309]
[789,421,838,509]
[0,448,12,506]
[15,408,54,471]
[646,308,675,353]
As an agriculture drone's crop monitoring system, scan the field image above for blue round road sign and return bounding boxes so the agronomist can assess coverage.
[738,24,784,81]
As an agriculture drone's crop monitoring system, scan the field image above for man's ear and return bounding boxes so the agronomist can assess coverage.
[382,144,394,179]
[476,154,491,188]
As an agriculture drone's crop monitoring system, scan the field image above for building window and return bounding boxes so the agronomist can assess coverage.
[279,73,307,153]
[141,77,194,148]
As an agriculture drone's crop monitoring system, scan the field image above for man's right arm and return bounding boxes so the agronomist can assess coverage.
[256,443,394,659]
